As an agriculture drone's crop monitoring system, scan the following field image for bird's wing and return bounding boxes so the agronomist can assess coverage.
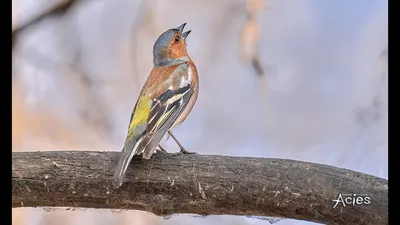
[147,84,193,135]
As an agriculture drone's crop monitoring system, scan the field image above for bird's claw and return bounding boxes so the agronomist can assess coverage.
[156,145,168,153]
[172,148,198,156]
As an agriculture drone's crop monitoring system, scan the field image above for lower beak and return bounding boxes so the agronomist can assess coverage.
[182,30,191,40]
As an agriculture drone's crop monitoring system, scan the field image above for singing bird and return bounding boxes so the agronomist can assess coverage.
[113,23,199,188]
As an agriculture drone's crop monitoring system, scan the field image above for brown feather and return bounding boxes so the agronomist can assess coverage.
[141,65,180,98]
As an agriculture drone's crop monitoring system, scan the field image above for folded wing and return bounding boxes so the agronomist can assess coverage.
[140,84,194,159]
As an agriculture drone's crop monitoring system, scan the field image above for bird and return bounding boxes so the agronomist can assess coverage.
[113,23,199,188]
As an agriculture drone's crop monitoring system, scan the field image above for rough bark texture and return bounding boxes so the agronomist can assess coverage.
[12,151,388,225]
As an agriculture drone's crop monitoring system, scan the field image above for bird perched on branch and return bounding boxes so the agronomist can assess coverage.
[113,23,199,188]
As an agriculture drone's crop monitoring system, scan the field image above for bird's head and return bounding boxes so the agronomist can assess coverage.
[153,23,192,67]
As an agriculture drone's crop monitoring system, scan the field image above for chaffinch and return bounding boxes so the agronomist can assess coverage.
[113,23,199,188]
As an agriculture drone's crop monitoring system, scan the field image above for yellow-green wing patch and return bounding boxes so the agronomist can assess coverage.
[127,95,152,138]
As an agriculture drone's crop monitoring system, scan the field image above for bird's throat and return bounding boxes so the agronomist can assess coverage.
[154,56,191,67]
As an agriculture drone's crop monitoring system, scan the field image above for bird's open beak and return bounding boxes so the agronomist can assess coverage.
[177,23,191,40]
[182,30,191,40]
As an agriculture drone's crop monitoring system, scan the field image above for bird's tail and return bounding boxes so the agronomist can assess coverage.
[113,136,143,189]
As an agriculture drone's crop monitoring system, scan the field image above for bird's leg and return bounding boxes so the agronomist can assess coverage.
[165,130,172,141]
[156,144,168,153]
[168,130,197,155]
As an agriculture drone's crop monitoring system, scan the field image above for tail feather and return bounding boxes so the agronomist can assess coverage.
[113,112,179,188]
[112,137,143,188]
[141,130,166,159]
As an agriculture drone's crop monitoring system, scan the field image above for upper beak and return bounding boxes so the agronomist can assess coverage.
[177,23,187,33]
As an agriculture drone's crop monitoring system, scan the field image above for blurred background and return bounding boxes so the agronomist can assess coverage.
[12,0,388,224]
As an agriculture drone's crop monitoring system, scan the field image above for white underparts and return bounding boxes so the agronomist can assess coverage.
[179,65,193,88]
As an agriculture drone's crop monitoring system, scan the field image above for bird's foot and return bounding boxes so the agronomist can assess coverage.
[172,148,198,156]
[156,144,168,153]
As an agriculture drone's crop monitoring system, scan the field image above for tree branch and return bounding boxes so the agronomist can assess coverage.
[12,151,387,225]
[12,0,78,48]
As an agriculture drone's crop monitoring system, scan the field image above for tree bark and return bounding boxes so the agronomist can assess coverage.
[12,151,388,225]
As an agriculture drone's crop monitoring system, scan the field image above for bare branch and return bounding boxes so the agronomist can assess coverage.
[12,151,387,225]
[12,0,78,47]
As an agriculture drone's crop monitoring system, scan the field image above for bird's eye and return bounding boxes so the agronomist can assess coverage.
[174,37,180,43]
